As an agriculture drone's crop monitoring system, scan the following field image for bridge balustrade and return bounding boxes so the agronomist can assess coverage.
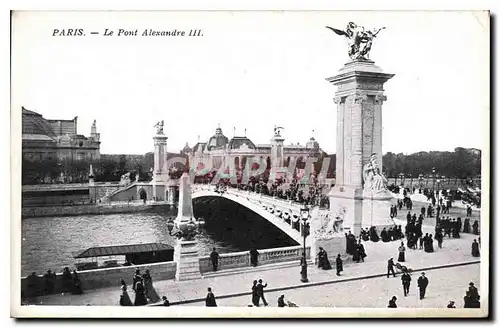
[198,245,311,273]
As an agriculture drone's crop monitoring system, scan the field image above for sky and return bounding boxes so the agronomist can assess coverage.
[11,10,489,155]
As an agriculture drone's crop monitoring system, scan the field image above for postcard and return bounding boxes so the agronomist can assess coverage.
[10,10,489,318]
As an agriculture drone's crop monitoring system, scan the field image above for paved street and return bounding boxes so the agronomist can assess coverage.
[32,231,481,306]
[29,196,482,307]
[183,263,480,308]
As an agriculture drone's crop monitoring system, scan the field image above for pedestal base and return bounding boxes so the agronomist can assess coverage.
[329,186,395,235]
[328,186,363,235]
[174,240,202,281]
[362,192,396,231]
[314,236,346,262]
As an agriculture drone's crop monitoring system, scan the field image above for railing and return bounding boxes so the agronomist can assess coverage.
[193,185,301,236]
[198,245,311,274]
[193,185,306,238]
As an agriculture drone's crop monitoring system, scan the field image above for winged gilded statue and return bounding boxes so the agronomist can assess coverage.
[326,22,385,60]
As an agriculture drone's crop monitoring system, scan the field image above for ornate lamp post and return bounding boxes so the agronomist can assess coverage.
[299,205,310,283]
[166,217,204,241]
[431,167,436,191]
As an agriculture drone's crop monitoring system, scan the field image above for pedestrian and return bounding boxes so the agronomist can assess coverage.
[142,269,160,303]
[250,248,260,267]
[397,242,406,262]
[447,301,456,308]
[72,270,83,295]
[388,296,397,308]
[277,295,287,307]
[251,280,260,306]
[419,236,424,250]
[133,281,148,306]
[210,248,221,271]
[401,272,411,297]
[336,254,343,276]
[387,258,396,278]
[358,242,367,262]
[132,269,142,292]
[317,247,332,270]
[162,296,170,306]
[468,282,480,302]
[205,287,217,307]
[256,279,268,306]
[471,239,480,257]
[417,272,429,300]
[119,279,133,306]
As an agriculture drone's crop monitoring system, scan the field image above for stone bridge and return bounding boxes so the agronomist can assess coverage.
[191,184,314,246]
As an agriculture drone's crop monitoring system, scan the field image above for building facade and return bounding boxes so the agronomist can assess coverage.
[22,107,101,162]
[184,126,326,177]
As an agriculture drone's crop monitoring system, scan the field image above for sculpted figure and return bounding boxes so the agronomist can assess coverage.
[154,120,164,134]
[363,153,388,193]
[326,22,385,60]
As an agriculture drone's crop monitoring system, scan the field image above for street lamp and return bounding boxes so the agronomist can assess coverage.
[431,167,436,191]
[398,173,404,186]
[299,205,310,283]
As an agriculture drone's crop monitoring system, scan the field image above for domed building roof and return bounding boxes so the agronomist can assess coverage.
[206,127,229,151]
[228,136,256,150]
[22,107,57,139]
[306,137,320,150]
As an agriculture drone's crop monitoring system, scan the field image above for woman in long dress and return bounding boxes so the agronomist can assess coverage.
[397,242,406,262]
[134,281,148,306]
[142,269,160,303]
[317,248,332,270]
[119,279,133,306]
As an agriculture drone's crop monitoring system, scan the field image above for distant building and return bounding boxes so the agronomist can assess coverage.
[22,107,101,162]
[185,126,326,177]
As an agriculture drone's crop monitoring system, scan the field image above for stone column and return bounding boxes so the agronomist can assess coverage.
[174,173,201,281]
[152,133,168,201]
[327,59,395,235]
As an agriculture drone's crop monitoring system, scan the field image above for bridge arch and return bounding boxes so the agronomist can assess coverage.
[191,185,304,244]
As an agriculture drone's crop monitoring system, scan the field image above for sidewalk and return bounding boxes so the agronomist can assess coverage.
[33,224,482,306]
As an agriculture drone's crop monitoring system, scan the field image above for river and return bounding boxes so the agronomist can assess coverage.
[21,198,298,276]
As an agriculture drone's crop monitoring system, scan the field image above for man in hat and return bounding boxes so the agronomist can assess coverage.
[387,258,396,278]
[417,272,429,300]
[210,248,221,271]
[468,282,480,302]
[277,295,287,307]
[401,271,411,297]
[256,279,268,306]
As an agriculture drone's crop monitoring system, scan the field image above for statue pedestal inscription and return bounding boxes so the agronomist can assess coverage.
[326,58,395,235]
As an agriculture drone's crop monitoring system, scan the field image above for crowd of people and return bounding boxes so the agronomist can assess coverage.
[210,175,331,208]
[22,267,83,303]
[119,268,161,306]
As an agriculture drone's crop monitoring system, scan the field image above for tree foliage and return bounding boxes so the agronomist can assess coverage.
[382,148,481,178]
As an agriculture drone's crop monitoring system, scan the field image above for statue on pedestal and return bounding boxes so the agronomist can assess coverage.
[154,120,164,135]
[363,153,388,194]
[326,22,386,60]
